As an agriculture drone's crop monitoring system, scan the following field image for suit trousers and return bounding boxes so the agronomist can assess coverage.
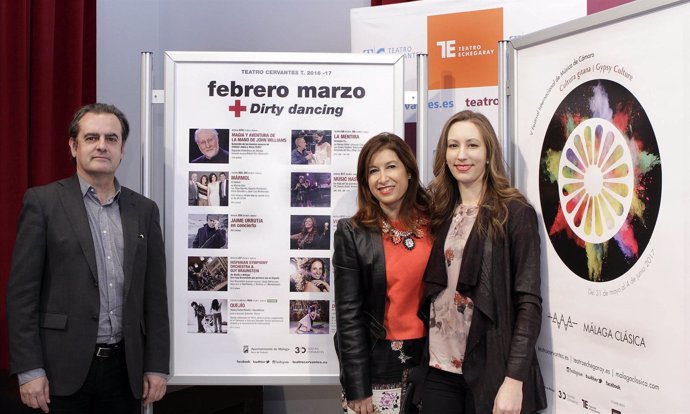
[48,348,139,414]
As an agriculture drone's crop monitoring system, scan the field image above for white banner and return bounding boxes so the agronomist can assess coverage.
[351,0,586,179]
[164,52,404,385]
[513,1,690,412]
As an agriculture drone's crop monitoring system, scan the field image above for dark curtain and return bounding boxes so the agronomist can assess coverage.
[0,0,96,370]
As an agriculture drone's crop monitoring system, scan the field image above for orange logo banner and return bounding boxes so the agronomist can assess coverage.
[428,8,503,90]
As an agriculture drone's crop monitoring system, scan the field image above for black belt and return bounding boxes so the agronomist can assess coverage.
[95,341,122,358]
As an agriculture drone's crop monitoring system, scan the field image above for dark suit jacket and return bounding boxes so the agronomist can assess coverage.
[219,180,228,206]
[188,179,199,205]
[7,175,170,398]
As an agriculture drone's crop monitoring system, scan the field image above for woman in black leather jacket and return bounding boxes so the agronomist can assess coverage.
[334,133,432,414]
[417,110,546,413]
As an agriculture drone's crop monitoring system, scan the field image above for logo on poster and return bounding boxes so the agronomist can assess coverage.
[538,80,661,282]
[557,118,634,244]
[229,99,246,117]
[427,8,502,89]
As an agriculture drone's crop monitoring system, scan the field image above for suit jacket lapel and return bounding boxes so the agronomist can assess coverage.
[119,188,139,299]
[58,176,99,282]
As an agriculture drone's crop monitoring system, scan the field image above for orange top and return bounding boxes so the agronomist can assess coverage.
[382,223,432,340]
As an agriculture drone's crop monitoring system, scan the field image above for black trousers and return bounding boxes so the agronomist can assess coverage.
[422,367,475,414]
[48,348,140,414]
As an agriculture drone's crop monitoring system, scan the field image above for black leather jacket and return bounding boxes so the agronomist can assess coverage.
[332,218,388,401]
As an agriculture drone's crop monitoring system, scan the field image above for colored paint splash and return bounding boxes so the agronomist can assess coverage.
[539,79,661,282]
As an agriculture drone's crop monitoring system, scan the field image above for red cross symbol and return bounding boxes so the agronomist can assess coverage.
[228,99,247,117]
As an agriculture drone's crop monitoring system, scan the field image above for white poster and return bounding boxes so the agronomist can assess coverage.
[351,0,586,180]
[164,52,403,385]
[513,1,690,412]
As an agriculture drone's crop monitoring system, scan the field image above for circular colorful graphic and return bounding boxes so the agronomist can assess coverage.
[558,118,634,244]
[539,79,661,282]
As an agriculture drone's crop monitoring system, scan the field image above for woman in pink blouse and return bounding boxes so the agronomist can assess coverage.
[415,111,546,414]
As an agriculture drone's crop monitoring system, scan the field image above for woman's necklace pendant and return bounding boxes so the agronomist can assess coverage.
[403,236,415,250]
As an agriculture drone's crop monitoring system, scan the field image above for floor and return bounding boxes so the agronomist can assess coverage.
[0,371,262,414]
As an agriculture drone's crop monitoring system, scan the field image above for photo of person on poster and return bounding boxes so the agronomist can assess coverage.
[188,299,227,334]
[188,256,228,291]
[311,130,332,164]
[289,300,329,334]
[189,214,228,249]
[290,257,330,293]
[290,172,331,208]
[189,128,230,163]
[290,135,314,165]
[189,172,200,206]
[289,215,330,250]
[219,172,229,206]
[197,174,209,206]
[189,171,228,207]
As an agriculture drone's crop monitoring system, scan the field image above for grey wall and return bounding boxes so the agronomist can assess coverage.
[96,1,369,412]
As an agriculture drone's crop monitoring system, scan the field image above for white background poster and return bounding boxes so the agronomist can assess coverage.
[513,1,690,412]
[164,52,403,385]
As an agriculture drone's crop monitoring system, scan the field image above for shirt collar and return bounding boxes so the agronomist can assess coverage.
[77,174,122,204]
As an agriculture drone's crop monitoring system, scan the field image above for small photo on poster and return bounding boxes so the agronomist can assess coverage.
[188,256,228,291]
[290,129,332,165]
[189,128,230,164]
[290,172,331,208]
[289,300,330,334]
[289,215,330,250]
[188,298,227,334]
[188,214,228,249]
[289,257,331,293]
[188,171,229,207]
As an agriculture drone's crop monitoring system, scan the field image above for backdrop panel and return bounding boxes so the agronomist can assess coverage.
[512,1,689,411]
[351,0,587,181]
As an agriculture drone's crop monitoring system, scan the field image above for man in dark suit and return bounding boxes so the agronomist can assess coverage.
[7,103,170,413]
[219,172,229,206]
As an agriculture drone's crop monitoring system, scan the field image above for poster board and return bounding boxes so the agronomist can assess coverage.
[163,52,404,385]
[511,0,689,411]
[351,0,587,181]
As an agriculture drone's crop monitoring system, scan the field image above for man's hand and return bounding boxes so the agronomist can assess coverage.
[19,376,50,413]
[142,374,167,406]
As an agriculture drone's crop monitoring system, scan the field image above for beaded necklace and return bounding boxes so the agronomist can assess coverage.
[380,218,427,250]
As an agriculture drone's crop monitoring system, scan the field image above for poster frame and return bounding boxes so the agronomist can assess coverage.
[163,51,404,386]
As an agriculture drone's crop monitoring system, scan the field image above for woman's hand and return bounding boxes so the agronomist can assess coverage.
[348,396,375,414]
[311,280,330,292]
[492,377,523,414]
